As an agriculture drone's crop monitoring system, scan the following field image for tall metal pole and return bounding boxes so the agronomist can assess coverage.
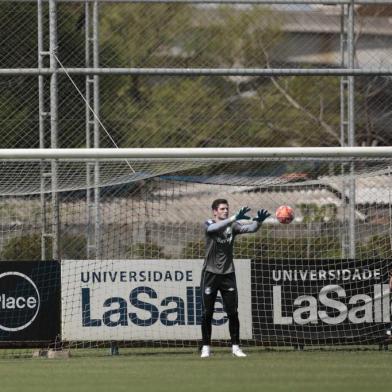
[340,5,347,149]
[340,5,347,257]
[347,0,356,258]
[85,1,101,260]
[85,2,94,259]
[49,0,60,260]
[340,3,356,258]
[38,0,47,260]
[93,0,101,260]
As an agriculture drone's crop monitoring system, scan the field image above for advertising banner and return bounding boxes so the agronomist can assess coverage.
[252,259,391,344]
[61,259,252,341]
[0,261,60,342]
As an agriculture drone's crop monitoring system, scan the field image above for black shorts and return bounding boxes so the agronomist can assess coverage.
[201,270,237,294]
[200,270,238,316]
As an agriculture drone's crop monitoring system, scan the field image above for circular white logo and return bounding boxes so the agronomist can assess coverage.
[0,272,40,332]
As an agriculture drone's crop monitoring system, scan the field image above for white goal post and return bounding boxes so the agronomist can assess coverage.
[1,146,392,159]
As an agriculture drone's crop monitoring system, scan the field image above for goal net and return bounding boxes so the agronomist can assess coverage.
[0,150,392,356]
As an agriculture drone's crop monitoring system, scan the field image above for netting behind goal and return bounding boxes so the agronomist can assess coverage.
[0,155,392,356]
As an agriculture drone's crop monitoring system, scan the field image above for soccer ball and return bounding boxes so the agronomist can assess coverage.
[276,205,294,224]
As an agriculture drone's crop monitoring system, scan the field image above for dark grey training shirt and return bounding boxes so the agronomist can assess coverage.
[203,218,260,275]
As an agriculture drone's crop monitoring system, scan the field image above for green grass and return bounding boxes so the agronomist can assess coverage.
[0,348,392,392]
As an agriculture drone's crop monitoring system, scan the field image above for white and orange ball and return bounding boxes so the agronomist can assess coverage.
[276,205,294,224]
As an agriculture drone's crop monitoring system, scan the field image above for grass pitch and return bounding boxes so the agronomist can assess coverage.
[0,348,391,392]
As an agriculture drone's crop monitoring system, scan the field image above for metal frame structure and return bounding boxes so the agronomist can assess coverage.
[3,147,392,159]
[85,1,101,259]
[14,0,392,4]
[37,0,60,260]
[1,68,392,76]
[6,0,392,260]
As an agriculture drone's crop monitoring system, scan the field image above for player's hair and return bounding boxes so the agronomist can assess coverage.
[211,198,229,210]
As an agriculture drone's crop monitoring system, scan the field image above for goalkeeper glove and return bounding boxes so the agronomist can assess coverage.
[253,209,271,223]
[234,206,251,221]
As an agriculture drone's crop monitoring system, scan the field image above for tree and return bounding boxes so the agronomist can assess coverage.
[1,233,87,260]
[98,5,349,148]
[0,3,98,149]
[3,3,391,151]
[126,242,167,259]
[98,5,287,148]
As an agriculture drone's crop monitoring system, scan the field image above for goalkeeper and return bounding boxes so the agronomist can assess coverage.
[200,199,270,358]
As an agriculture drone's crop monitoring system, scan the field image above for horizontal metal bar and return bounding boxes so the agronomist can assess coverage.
[12,0,392,5]
[3,147,392,159]
[2,67,392,76]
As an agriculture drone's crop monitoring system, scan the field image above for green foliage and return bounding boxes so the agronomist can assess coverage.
[1,233,87,260]
[233,236,265,259]
[0,3,380,149]
[261,235,342,259]
[0,3,102,148]
[182,233,342,260]
[1,3,387,151]
[357,234,392,260]
[61,234,88,260]
[181,239,204,259]
[251,75,343,147]
[297,203,338,223]
[99,4,297,149]
[98,5,360,149]
[1,234,47,261]
[186,6,281,67]
[130,78,228,147]
[100,4,190,67]
[126,242,167,259]
[181,237,268,260]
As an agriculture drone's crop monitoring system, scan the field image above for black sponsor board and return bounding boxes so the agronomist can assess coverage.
[0,261,60,343]
[251,259,391,345]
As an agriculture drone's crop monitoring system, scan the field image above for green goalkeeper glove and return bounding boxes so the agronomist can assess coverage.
[253,209,271,223]
[234,206,251,221]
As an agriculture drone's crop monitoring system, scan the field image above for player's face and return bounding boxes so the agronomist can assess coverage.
[213,203,229,220]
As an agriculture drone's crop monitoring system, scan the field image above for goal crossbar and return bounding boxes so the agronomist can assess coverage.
[2,147,392,160]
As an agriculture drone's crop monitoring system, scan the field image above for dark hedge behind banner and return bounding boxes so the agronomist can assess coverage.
[251,259,391,345]
[0,261,60,343]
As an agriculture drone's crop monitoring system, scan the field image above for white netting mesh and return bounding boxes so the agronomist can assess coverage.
[0,156,391,356]
[0,156,390,195]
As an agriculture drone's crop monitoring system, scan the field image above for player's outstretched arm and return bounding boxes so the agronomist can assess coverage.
[206,206,251,233]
